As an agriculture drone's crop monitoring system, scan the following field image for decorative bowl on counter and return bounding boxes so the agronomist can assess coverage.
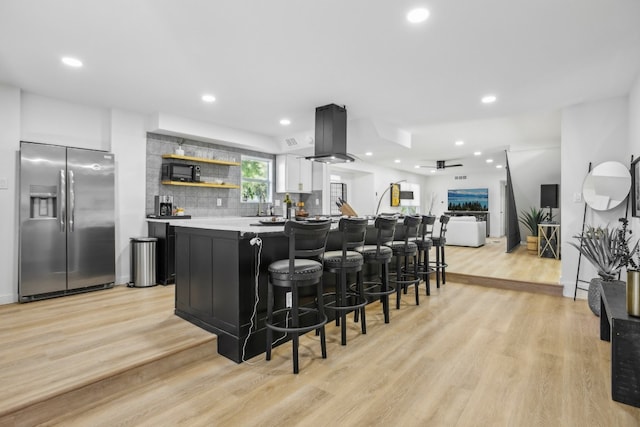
[259,218,286,225]
[305,216,331,223]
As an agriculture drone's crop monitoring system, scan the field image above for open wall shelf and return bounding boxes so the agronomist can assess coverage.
[161,180,240,189]
[161,154,241,166]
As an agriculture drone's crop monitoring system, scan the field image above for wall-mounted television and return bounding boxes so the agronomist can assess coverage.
[448,188,489,211]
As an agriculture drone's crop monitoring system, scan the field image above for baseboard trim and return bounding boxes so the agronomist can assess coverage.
[0,293,18,305]
[446,272,564,297]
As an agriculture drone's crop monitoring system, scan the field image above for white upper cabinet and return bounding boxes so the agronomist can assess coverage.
[276,154,313,193]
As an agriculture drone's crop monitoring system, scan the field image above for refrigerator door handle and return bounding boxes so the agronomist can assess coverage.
[69,169,75,232]
[60,169,66,232]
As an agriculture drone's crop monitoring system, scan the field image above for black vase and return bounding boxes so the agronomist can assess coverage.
[587,277,624,316]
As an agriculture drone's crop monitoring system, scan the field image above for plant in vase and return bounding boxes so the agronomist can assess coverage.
[569,224,626,316]
[617,218,640,317]
[518,207,548,254]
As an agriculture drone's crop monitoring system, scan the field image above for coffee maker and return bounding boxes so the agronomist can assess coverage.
[154,195,174,217]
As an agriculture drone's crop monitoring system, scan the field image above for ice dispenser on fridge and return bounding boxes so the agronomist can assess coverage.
[29,185,57,218]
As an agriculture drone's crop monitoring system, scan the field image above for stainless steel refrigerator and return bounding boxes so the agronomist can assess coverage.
[19,141,115,301]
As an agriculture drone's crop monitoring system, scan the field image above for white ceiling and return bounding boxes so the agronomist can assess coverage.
[1,0,639,175]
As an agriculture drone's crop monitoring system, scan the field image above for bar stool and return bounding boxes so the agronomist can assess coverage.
[266,220,332,374]
[322,217,368,346]
[413,215,436,296]
[386,215,421,308]
[430,215,450,288]
[351,216,397,324]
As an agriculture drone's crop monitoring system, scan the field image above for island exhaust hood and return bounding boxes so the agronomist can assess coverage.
[306,103,355,163]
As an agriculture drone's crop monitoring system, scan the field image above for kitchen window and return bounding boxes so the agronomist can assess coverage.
[330,182,347,216]
[241,156,273,203]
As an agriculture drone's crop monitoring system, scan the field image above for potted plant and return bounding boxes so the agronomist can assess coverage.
[617,218,640,317]
[518,207,548,254]
[569,224,626,316]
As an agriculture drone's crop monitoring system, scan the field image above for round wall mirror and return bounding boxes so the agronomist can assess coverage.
[582,161,631,211]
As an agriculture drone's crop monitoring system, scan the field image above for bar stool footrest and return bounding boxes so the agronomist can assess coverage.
[429,261,448,269]
[323,292,368,312]
[266,307,328,334]
[388,272,421,287]
[416,264,435,273]
[353,281,396,297]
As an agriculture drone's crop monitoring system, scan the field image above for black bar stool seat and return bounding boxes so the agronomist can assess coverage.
[269,259,324,283]
[323,251,364,268]
[386,240,418,255]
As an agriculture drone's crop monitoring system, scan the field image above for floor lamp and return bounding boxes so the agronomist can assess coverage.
[375,180,407,216]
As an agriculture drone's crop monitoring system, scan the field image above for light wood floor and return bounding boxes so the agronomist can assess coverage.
[2,272,639,426]
[0,286,215,421]
[446,237,561,284]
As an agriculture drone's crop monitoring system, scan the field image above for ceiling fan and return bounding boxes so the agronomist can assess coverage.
[416,160,464,170]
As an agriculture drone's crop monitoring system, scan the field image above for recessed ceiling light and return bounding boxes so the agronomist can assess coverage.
[496,165,503,169]
[394,159,401,163]
[455,140,464,146]
[365,152,373,156]
[414,165,420,169]
[407,8,430,23]
[279,118,291,126]
[61,56,83,68]
[430,170,436,173]
[481,94,497,104]
[486,159,494,163]
[201,94,216,103]
[474,151,482,156]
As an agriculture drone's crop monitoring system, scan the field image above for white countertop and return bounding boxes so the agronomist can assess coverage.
[147,216,339,236]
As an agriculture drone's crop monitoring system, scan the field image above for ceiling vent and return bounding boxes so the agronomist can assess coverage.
[285,138,298,147]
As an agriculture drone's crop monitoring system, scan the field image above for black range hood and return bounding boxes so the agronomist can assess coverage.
[306,103,355,163]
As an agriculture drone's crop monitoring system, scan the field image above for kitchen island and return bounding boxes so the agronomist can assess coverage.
[165,216,404,363]
[169,217,336,362]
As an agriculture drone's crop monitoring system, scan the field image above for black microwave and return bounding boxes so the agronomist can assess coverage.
[162,163,201,182]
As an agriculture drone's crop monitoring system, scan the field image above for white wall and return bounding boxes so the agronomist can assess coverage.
[422,170,505,237]
[149,112,279,153]
[110,109,148,285]
[21,93,111,150]
[560,96,630,298]
[508,147,561,241]
[330,162,428,216]
[0,85,21,304]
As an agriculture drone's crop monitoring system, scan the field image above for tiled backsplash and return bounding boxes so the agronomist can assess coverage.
[146,133,323,217]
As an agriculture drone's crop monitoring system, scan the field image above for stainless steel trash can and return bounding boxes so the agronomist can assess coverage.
[130,237,158,287]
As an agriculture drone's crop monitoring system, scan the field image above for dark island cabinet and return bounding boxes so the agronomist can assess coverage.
[174,227,267,362]
[148,222,176,285]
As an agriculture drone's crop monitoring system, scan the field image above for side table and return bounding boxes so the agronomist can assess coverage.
[538,223,560,259]
[599,282,640,407]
